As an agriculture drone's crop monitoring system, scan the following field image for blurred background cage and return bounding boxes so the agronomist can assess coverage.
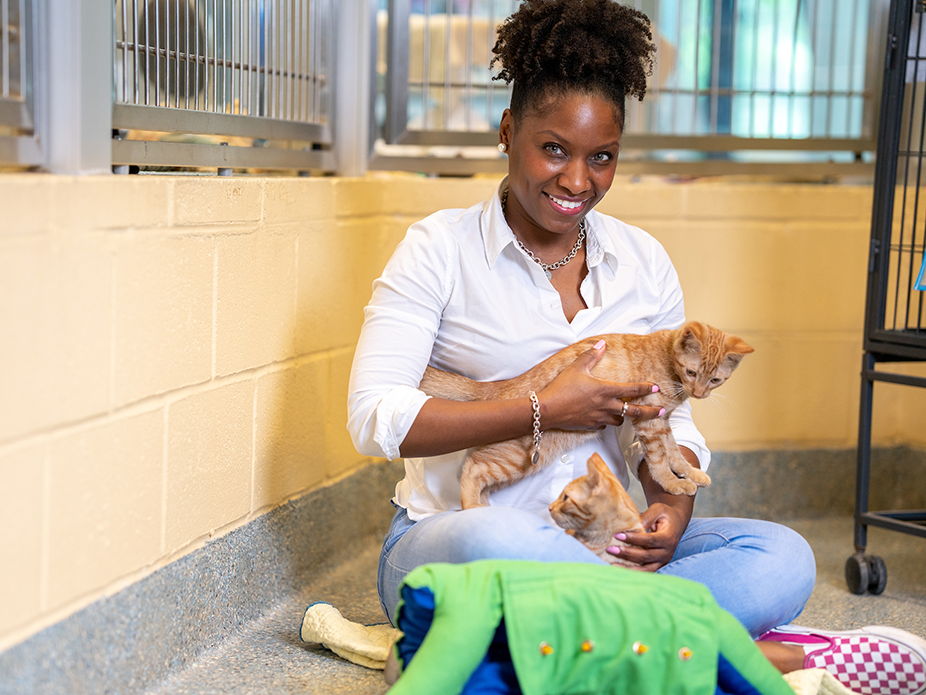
[849,0,926,596]
[0,0,40,167]
[373,0,889,176]
[112,0,335,173]
[0,0,901,175]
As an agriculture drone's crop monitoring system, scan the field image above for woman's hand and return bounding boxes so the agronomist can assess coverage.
[537,340,664,431]
[606,447,699,571]
[607,502,689,571]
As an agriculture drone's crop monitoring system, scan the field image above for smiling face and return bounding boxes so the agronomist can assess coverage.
[500,90,623,244]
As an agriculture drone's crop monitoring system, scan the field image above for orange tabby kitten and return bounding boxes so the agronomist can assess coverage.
[418,321,753,509]
[549,453,644,567]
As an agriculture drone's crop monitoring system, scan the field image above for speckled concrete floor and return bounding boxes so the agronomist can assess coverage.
[782,517,926,637]
[145,516,925,695]
[145,542,390,695]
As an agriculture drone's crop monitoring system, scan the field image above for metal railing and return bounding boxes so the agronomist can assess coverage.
[373,0,890,176]
[112,0,336,173]
[0,0,40,167]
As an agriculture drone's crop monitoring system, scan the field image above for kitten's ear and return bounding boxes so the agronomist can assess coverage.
[724,334,755,355]
[587,454,612,485]
[677,322,705,355]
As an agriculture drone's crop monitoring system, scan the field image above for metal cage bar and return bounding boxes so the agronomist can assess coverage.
[375,0,888,174]
[112,0,336,172]
[0,0,42,167]
[851,0,926,598]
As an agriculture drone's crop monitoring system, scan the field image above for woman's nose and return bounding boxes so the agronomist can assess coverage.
[560,159,591,194]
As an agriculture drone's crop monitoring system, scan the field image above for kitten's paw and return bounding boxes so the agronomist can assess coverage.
[688,469,711,488]
[664,478,699,496]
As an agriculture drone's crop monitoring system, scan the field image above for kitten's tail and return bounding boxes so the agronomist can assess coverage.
[418,365,495,401]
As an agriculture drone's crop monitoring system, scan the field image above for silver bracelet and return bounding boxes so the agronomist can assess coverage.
[529,391,543,465]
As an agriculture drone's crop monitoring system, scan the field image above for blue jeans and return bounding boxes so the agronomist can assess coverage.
[376,504,816,638]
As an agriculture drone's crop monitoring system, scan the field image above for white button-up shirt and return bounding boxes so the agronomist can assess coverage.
[348,179,709,523]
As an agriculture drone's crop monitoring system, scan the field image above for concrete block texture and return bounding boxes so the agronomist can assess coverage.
[263,178,336,225]
[682,182,873,221]
[47,411,164,610]
[295,220,369,355]
[326,349,365,478]
[215,232,297,376]
[50,176,171,232]
[165,380,254,553]
[113,234,214,406]
[692,332,864,450]
[0,235,111,442]
[0,444,45,635]
[172,178,262,227]
[0,176,54,236]
[647,219,869,335]
[254,361,328,510]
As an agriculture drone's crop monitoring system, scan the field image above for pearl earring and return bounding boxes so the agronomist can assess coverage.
[498,143,507,153]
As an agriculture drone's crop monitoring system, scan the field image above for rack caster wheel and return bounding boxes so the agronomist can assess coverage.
[845,553,887,595]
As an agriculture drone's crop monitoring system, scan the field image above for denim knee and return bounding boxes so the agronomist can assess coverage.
[738,521,817,636]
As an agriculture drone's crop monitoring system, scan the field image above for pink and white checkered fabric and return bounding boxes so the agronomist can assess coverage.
[805,635,926,695]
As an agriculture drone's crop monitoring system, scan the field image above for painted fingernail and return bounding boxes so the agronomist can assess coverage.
[651,384,659,392]
[593,340,605,350]
[614,533,627,541]
[607,546,621,554]
[658,408,666,417]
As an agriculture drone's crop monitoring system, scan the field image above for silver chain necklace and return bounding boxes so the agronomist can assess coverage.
[501,189,586,280]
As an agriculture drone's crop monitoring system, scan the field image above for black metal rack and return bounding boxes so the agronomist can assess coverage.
[849,0,926,595]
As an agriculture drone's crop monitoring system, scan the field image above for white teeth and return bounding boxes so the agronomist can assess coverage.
[547,194,583,209]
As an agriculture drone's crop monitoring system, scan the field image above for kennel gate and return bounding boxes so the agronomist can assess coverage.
[849,0,926,595]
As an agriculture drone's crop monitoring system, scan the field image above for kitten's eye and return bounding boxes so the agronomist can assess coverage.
[561,494,569,502]
[686,369,697,377]
[710,377,721,384]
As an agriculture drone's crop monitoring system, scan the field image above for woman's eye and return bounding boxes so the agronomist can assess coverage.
[545,143,564,155]
[592,152,613,163]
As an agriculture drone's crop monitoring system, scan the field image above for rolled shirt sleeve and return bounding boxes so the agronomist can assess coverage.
[347,217,453,460]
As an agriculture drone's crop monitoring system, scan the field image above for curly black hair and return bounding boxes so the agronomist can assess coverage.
[491,0,655,128]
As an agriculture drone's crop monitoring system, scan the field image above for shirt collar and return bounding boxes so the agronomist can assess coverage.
[481,176,619,275]
[481,177,515,270]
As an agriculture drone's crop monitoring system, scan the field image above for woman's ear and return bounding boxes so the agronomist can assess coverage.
[499,108,514,149]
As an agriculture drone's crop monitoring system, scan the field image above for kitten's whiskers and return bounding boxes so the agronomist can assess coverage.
[657,381,686,401]
[700,392,738,415]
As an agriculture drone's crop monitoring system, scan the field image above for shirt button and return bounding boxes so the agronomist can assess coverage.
[539,641,554,656]
[632,641,648,655]
[561,455,571,463]
[679,647,693,661]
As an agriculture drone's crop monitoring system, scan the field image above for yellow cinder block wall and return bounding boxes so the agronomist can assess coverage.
[0,172,924,653]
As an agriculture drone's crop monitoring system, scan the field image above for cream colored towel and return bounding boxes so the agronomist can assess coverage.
[300,602,402,670]
[784,668,860,695]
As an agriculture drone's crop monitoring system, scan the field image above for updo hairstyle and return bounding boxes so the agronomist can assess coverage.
[491,0,656,129]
